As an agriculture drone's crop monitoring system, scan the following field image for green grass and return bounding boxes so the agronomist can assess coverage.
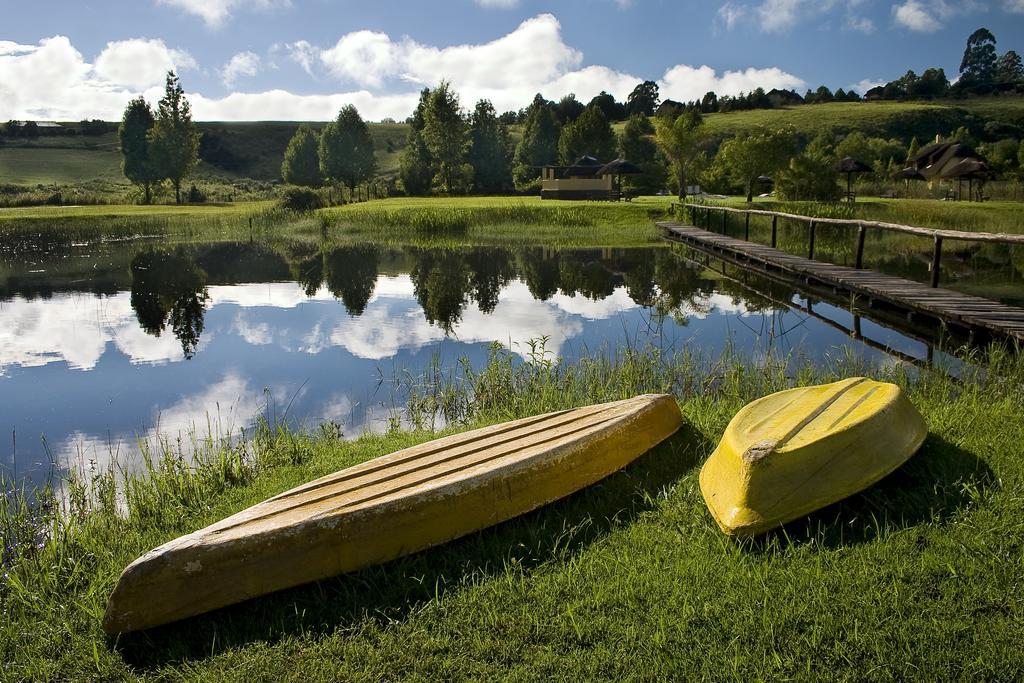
[0,122,411,186]
[685,197,1024,303]
[2,344,1023,680]
[697,98,1024,139]
[0,201,279,253]
[0,147,125,185]
[319,196,673,247]
[694,196,1024,234]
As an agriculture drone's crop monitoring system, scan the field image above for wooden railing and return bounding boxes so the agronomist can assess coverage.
[673,202,1024,289]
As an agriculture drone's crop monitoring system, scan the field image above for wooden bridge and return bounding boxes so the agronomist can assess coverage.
[659,204,1024,344]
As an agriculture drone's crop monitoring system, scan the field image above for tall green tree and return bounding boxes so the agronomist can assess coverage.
[281,125,322,187]
[320,105,376,197]
[618,115,666,195]
[400,88,435,196]
[716,128,796,202]
[996,50,1024,84]
[626,80,660,118]
[655,109,707,202]
[555,94,585,125]
[960,28,998,88]
[468,100,513,194]
[148,71,199,204]
[907,136,921,164]
[422,81,469,194]
[558,105,617,164]
[588,91,626,121]
[119,97,159,204]
[512,101,560,189]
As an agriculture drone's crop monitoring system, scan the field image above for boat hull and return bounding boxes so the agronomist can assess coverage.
[103,394,682,633]
[700,378,927,537]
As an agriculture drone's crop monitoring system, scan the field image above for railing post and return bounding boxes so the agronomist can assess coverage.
[855,224,866,269]
[771,215,778,248]
[808,220,816,260]
[744,212,750,241]
[931,236,943,288]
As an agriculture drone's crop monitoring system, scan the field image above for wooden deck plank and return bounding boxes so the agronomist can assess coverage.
[658,222,1024,343]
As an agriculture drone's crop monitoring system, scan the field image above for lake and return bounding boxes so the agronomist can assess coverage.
[0,234,958,489]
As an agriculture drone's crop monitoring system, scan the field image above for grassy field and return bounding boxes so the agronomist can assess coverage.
[692,196,1024,234]
[320,196,672,246]
[0,147,126,185]
[0,122,410,187]
[0,197,675,252]
[1,345,1022,680]
[697,98,1024,139]
[3,97,1022,190]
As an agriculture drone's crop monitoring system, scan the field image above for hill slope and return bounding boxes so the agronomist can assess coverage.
[1,98,1021,187]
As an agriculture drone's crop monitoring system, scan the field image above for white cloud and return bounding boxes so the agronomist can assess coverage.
[285,40,318,75]
[0,16,806,122]
[659,64,806,102]
[156,0,289,28]
[94,38,196,89]
[321,31,402,88]
[721,0,878,33]
[892,0,985,32]
[758,0,803,32]
[476,0,519,7]
[892,0,943,31]
[850,78,886,93]
[221,51,261,87]
[1007,0,1024,13]
[717,2,747,29]
[845,15,876,33]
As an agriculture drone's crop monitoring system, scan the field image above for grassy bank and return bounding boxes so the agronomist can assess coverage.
[2,344,1022,680]
[0,202,278,254]
[319,196,671,247]
[696,98,1024,139]
[690,196,1024,235]
[0,197,672,250]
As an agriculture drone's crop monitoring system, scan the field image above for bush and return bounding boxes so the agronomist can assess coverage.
[186,184,207,203]
[776,153,842,202]
[279,187,324,212]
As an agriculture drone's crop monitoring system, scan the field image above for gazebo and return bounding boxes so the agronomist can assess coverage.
[907,141,994,201]
[834,156,873,202]
[892,166,927,197]
[540,155,640,201]
[596,159,643,201]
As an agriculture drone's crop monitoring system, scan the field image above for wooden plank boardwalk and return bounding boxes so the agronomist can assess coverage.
[658,222,1024,343]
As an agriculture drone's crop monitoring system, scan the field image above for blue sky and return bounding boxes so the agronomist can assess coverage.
[2,0,1022,121]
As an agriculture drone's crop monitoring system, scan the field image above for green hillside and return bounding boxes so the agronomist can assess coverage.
[699,98,1024,140]
[1,98,1021,188]
[0,122,411,186]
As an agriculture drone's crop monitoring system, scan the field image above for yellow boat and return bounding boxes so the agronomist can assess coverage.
[103,394,682,633]
[700,378,927,538]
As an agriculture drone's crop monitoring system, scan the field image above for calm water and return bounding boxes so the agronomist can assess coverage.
[0,236,949,488]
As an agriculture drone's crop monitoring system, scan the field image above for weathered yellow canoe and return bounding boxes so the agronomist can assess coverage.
[103,394,682,633]
[700,378,927,537]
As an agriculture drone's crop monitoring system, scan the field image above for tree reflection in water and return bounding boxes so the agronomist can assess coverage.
[325,245,380,316]
[125,239,797,354]
[130,249,210,359]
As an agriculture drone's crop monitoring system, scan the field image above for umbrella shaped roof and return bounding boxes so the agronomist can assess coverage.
[835,156,873,174]
[940,157,993,179]
[562,155,604,177]
[910,141,990,180]
[596,158,643,175]
[893,167,927,181]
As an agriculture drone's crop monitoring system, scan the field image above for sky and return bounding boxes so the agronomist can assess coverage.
[2,0,1022,122]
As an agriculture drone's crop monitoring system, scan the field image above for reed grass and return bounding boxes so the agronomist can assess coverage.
[2,343,1023,680]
